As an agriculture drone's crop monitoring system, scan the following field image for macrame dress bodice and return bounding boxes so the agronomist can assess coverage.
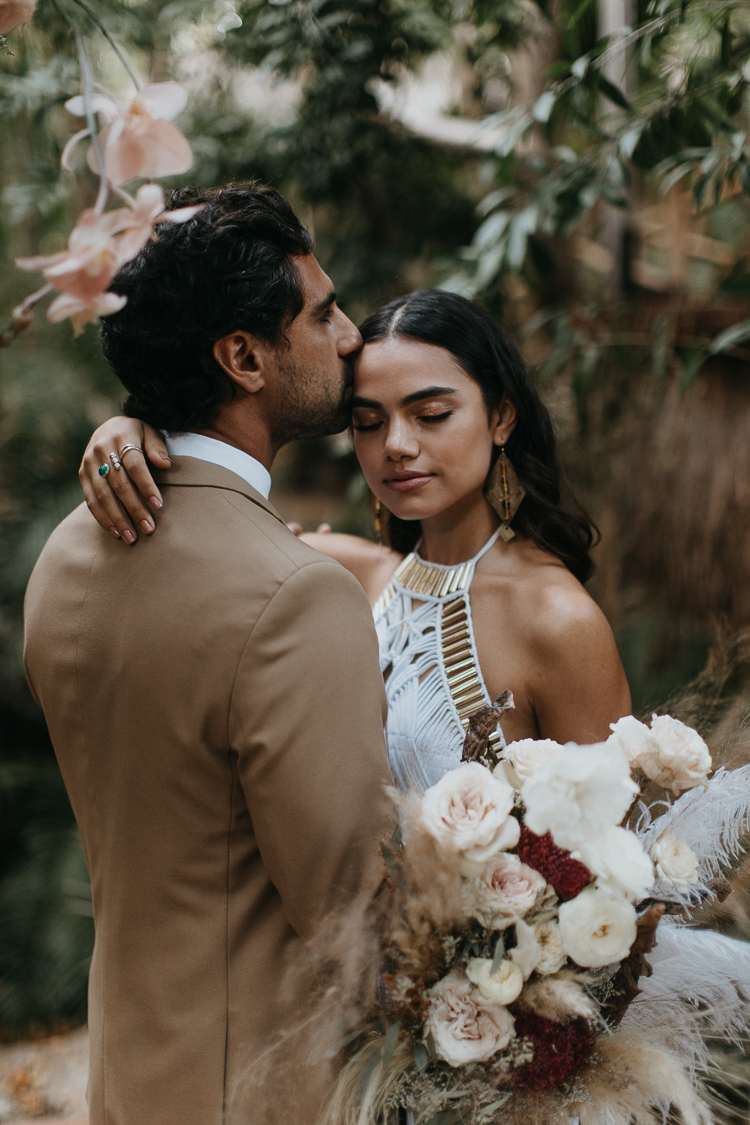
[373,530,505,793]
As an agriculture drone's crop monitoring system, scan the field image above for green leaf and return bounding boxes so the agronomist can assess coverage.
[491,935,506,973]
[413,1041,429,1074]
[356,1047,382,1103]
[709,318,750,355]
[679,347,706,390]
[381,843,406,890]
[382,1020,401,1066]
[571,53,590,79]
[598,75,631,109]
[532,91,557,123]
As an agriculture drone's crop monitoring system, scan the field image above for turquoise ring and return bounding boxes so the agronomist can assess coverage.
[98,463,110,478]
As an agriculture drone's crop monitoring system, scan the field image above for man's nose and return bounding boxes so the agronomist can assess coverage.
[336,310,362,356]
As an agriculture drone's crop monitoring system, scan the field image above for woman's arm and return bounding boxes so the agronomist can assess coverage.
[79,416,171,543]
[300,533,402,604]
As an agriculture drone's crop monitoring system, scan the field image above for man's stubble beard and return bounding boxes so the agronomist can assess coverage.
[269,354,353,447]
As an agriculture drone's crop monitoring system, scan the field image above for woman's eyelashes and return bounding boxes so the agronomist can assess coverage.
[353,409,454,433]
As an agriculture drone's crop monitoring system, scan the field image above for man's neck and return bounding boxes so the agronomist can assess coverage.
[195,416,275,471]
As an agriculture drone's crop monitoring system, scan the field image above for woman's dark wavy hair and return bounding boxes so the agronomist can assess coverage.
[359,290,598,583]
[99,183,313,432]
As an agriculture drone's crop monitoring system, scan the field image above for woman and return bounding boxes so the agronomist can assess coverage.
[80,290,630,789]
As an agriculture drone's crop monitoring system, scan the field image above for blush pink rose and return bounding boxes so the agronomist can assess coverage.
[421,762,520,869]
[426,970,515,1067]
[471,852,548,930]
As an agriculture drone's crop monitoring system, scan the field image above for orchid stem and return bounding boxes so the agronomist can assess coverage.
[0,284,53,347]
[68,0,143,91]
[51,0,110,212]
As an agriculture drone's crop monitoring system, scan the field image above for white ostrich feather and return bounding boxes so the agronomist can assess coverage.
[636,765,750,896]
[620,921,750,1072]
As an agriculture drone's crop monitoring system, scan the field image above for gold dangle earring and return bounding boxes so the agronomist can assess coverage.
[483,447,525,542]
[374,497,386,545]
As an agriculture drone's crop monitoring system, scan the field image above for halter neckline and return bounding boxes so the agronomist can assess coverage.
[413,527,501,570]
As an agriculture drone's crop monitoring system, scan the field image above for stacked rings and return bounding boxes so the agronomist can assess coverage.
[109,452,122,471]
[119,444,143,460]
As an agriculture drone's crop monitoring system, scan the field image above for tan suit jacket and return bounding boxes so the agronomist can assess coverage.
[23,456,393,1125]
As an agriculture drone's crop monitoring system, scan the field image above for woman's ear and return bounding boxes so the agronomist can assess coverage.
[492,396,518,446]
[212,332,266,394]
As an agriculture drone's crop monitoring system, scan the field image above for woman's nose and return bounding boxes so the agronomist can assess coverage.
[383,418,419,461]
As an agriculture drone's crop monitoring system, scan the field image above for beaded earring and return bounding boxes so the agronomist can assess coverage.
[483,448,525,541]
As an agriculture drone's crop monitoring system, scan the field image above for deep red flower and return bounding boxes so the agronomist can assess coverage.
[512,1011,597,1089]
[516,826,591,901]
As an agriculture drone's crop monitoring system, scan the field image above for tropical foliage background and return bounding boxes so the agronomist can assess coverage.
[1,0,750,1042]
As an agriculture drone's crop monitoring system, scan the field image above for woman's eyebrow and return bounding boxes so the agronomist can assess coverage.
[352,386,457,410]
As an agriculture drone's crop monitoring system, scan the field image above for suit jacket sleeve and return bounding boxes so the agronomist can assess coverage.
[229,558,393,938]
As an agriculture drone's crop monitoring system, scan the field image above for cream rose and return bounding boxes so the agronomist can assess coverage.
[642,715,712,796]
[421,762,520,868]
[534,919,567,975]
[426,970,515,1067]
[471,853,548,930]
[466,957,524,1005]
[652,830,699,892]
[607,715,659,766]
[501,738,563,783]
[577,826,655,903]
[521,743,638,851]
[558,887,637,968]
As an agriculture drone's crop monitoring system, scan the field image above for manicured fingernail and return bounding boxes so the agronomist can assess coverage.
[140,519,154,534]
[160,454,172,464]
[108,526,120,539]
[123,530,136,544]
[150,496,162,510]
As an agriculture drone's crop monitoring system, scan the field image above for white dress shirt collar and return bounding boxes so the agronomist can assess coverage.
[164,432,272,499]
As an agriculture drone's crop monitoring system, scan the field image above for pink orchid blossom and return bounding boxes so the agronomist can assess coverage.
[47,291,128,336]
[0,0,36,34]
[116,183,202,260]
[16,186,201,334]
[65,82,193,187]
[16,209,128,302]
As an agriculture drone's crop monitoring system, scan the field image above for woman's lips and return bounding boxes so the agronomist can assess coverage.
[384,474,434,492]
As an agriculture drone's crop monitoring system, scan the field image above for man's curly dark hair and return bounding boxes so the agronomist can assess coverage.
[99,183,313,433]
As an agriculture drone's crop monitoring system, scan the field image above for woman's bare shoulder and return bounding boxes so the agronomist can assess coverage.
[300,532,402,603]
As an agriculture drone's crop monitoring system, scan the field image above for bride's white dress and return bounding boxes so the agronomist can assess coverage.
[373,529,505,792]
[372,530,750,1123]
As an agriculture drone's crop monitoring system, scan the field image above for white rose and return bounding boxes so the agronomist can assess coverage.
[466,957,524,1005]
[501,738,563,783]
[607,715,659,765]
[558,887,637,968]
[521,743,638,851]
[534,919,567,975]
[426,970,515,1067]
[471,853,548,930]
[421,762,520,868]
[643,716,712,796]
[577,826,655,903]
[651,830,699,893]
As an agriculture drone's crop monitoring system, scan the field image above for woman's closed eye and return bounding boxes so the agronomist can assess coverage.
[418,409,452,423]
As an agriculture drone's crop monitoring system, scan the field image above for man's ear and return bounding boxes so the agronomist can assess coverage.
[492,396,518,446]
[212,332,267,394]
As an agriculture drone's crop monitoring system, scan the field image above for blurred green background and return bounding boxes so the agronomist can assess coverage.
[2,0,750,1039]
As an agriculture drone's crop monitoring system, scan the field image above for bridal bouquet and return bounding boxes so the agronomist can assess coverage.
[319,700,750,1125]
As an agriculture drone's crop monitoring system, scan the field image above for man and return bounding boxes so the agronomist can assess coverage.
[23,185,393,1125]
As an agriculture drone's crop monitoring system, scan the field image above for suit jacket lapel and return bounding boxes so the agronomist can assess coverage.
[153,456,286,526]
